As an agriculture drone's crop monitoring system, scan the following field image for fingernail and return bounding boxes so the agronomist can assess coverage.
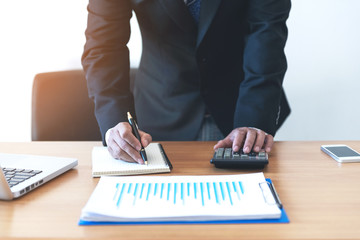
[254,146,260,152]
[266,147,271,152]
[233,145,239,152]
[244,146,249,153]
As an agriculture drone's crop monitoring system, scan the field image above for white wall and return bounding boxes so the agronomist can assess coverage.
[0,0,359,142]
[275,0,360,140]
[0,0,141,142]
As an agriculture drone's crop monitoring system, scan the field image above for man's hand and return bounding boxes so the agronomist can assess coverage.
[105,122,152,164]
[214,127,274,153]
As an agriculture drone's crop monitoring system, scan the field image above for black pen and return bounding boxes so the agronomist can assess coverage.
[127,112,148,165]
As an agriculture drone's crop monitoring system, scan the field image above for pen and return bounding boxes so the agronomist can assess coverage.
[268,181,283,209]
[127,112,148,165]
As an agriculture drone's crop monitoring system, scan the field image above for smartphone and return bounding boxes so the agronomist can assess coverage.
[321,144,360,163]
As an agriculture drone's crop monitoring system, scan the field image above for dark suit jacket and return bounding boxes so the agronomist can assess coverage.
[82,0,291,142]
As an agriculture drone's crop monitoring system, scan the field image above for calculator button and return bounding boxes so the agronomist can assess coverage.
[240,154,249,159]
[258,151,266,157]
[224,148,232,158]
[215,148,224,159]
[232,151,240,158]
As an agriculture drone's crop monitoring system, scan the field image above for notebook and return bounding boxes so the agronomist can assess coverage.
[92,143,172,177]
[0,153,78,200]
[79,172,283,224]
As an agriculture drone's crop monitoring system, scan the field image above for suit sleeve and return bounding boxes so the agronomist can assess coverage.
[81,0,134,144]
[234,0,291,136]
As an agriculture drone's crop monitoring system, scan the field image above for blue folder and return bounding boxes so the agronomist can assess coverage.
[78,178,289,225]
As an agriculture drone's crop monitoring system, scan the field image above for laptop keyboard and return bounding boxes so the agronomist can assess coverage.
[2,167,42,188]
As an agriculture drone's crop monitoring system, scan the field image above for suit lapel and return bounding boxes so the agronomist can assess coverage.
[196,0,221,48]
[158,0,197,34]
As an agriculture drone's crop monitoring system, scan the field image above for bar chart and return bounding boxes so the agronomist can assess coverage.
[113,180,245,208]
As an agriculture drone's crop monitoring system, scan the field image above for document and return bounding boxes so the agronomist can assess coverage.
[80,172,282,223]
[92,143,172,177]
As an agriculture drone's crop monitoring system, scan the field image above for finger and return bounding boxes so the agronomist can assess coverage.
[231,128,247,152]
[264,134,274,153]
[119,124,142,151]
[118,137,144,164]
[139,130,152,148]
[109,123,141,150]
[110,134,143,163]
[253,130,266,152]
[242,129,257,153]
[111,125,143,164]
[214,137,232,150]
[107,144,137,163]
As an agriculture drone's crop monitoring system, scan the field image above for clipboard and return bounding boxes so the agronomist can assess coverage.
[79,178,289,225]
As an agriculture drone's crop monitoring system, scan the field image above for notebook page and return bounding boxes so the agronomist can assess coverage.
[81,173,281,222]
[92,143,170,176]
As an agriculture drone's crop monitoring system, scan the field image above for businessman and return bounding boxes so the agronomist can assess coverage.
[82,0,291,163]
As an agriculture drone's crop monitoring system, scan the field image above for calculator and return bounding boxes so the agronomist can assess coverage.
[210,148,268,168]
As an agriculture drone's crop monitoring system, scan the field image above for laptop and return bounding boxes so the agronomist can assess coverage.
[0,152,78,200]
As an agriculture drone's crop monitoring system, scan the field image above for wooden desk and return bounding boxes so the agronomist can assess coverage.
[1,141,360,239]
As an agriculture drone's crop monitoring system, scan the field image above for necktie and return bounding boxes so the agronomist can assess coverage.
[185,0,201,23]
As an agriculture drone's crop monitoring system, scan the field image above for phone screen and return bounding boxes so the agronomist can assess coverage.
[325,146,360,157]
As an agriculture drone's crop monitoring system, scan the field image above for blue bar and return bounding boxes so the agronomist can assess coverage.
[117,183,126,207]
[146,183,151,201]
[140,183,145,199]
[127,183,132,194]
[187,182,190,196]
[220,182,225,201]
[167,183,171,201]
[134,183,138,196]
[194,183,197,199]
[239,181,244,194]
[206,182,211,200]
[133,183,139,205]
[232,181,237,192]
[200,182,204,206]
[226,182,233,205]
[181,183,184,201]
[213,182,219,204]
[160,183,164,199]
[233,181,240,200]
[113,183,120,200]
[174,183,177,204]
[154,183,158,196]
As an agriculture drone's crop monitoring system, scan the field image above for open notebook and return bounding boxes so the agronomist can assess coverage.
[92,143,172,177]
[79,172,284,224]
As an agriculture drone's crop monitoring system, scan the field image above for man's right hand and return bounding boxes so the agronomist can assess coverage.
[105,122,152,164]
